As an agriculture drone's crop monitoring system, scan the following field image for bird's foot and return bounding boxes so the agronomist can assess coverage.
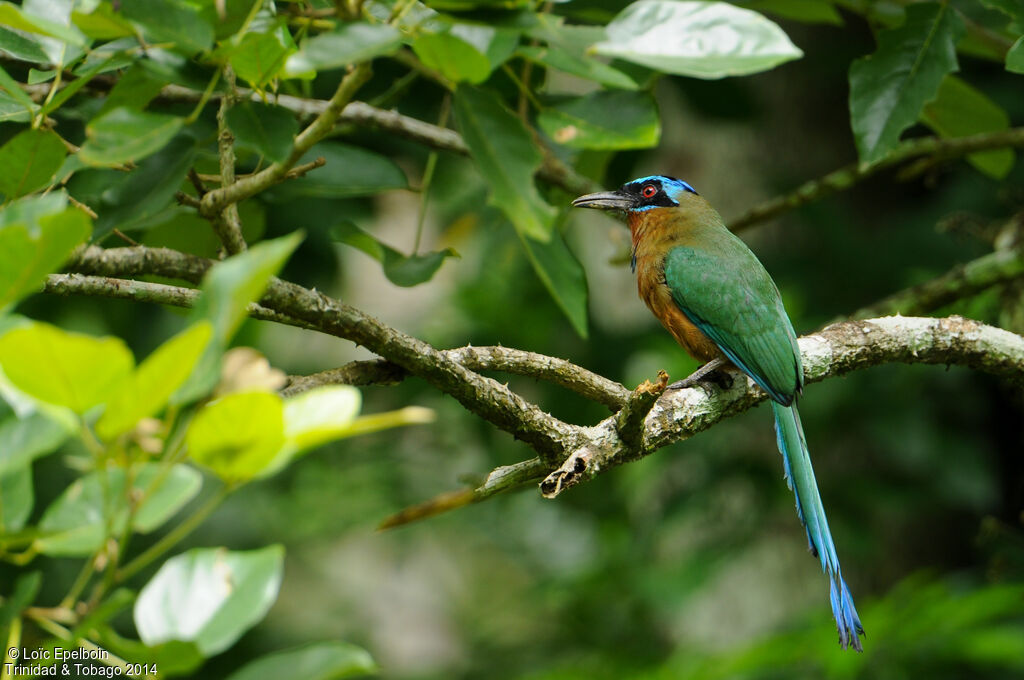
[667,357,733,392]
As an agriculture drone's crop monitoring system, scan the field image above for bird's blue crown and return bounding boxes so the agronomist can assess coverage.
[623,175,697,211]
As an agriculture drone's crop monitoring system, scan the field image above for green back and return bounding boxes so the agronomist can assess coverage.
[663,232,801,404]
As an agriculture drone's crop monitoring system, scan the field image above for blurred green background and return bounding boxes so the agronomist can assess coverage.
[5,1,1024,679]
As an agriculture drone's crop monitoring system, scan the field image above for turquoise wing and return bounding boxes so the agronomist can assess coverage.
[663,239,801,404]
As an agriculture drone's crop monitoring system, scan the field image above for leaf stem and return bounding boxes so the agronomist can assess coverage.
[1,617,21,680]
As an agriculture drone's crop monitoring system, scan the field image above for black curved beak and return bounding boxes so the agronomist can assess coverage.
[571,190,634,212]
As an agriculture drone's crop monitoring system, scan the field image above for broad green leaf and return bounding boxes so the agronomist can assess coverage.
[0,572,41,627]
[283,385,361,453]
[174,233,302,404]
[36,464,203,555]
[518,227,588,338]
[0,128,67,197]
[121,0,214,55]
[228,27,294,88]
[71,1,135,39]
[538,91,659,150]
[79,107,184,166]
[0,195,90,308]
[225,642,377,680]
[921,76,1014,179]
[226,101,298,163]
[134,545,284,657]
[0,26,49,62]
[738,0,842,25]
[284,22,401,75]
[186,391,285,481]
[95,322,213,440]
[594,0,803,79]
[413,31,491,83]
[0,411,71,476]
[268,142,407,199]
[0,65,37,121]
[0,464,33,532]
[19,0,87,66]
[517,46,638,90]
[455,86,556,242]
[98,64,169,114]
[0,322,133,414]
[1008,36,1024,73]
[92,136,197,239]
[849,2,965,164]
[331,221,458,287]
[0,1,85,46]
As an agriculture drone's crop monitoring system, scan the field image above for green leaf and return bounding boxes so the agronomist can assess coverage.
[71,1,136,39]
[0,465,33,533]
[0,411,72,477]
[95,322,213,440]
[594,0,803,79]
[0,322,133,414]
[285,22,401,76]
[0,572,41,628]
[228,26,294,89]
[98,64,169,114]
[538,90,659,150]
[0,63,37,114]
[849,2,966,164]
[174,233,302,404]
[268,142,407,199]
[518,227,588,338]
[186,391,285,481]
[226,642,378,680]
[331,221,458,287]
[455,86,556,242]
[79,107,184,166]
[517,45,638,90]
[134,545,284,657]
[413,31,491,83]
[0,128,67,197]
[283,385,361,453]
[0,1,86,46]
[36,464,203,555]
[0,26,49,62]
[225,101,298,164]
[121,0,214,55]
[92,136,198,239]
[0,195,90,308]
[1008,36,1024,73]
[921,76,1014,179]
[737,0,843,25]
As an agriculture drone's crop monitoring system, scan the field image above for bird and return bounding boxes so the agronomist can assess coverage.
[572,175,865,651]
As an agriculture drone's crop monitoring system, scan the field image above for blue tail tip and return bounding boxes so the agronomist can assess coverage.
[830,577,865,652]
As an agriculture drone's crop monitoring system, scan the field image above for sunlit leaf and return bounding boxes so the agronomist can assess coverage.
[332,221,458,287]
[593,0,803,79]
[1008,36,1024,74]
[186,391,285,481]
[134,545,284,657]
[0,193,90,309]
[0,26,49,62]
[36,464,203,555]
[225,642,377,680]
[921,76,1014,179]
[0,322,133,414]
[95,322,213,440]
[283,385,362,453]
[285,22,401,76]
[0,128,67,197]
[413,31,491,83]
[228,26,294,88]
[79,106,184,166]
[455,86,556,242]
[71,1,135,39]
[538,91,659,150]
[849,2,965,164]
[517,45,638,90]
[0,1,85,46]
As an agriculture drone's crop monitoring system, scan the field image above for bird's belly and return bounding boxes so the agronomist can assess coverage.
[636,263,722,363]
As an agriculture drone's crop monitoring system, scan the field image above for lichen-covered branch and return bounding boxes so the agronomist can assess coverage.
[541,316,1024,498]
[728,128,1024,232]
[284,345,630,409]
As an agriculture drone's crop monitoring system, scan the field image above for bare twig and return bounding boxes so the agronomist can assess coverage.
[211,67,247,255]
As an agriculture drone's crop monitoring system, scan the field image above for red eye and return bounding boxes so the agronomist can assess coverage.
[641,184,657,198]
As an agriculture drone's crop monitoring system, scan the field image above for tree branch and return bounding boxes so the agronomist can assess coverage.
[210,67,247,255]
[728,128,1024,232]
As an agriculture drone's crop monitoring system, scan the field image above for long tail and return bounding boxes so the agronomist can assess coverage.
[771,401,865,651]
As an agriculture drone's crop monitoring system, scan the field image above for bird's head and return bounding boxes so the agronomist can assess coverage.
[571,175,698,214]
